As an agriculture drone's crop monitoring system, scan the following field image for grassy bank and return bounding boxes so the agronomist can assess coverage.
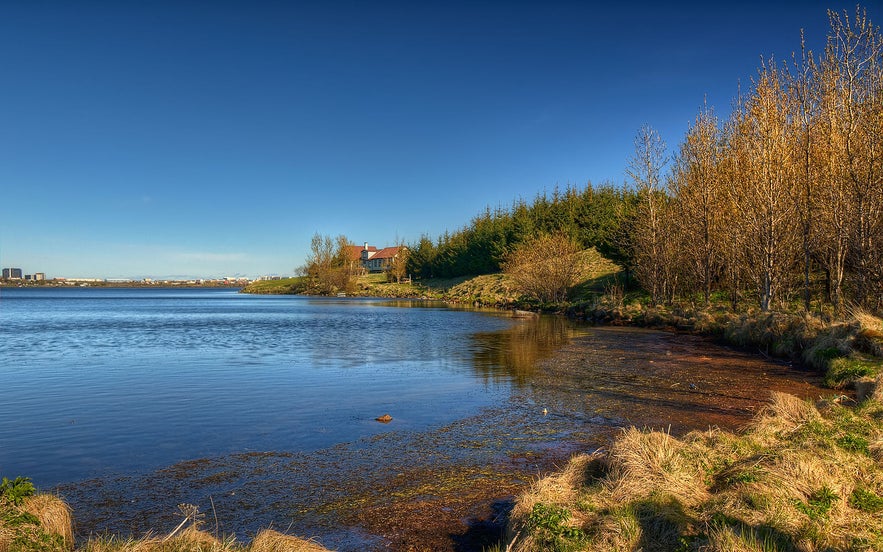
[502,389,883,551]
[238,277,308,295]
[238,248,618,306]
[0,493,332,552]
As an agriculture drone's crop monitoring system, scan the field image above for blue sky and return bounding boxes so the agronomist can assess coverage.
[0,0,866,279]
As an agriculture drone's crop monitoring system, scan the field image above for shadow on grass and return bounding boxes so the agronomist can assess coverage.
[450,499,514,552]
[631,497,800,552]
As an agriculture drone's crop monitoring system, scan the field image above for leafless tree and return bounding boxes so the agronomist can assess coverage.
[626,125,675,306]
[386,244,409,283]
[726,63,800,311]
[301,233,356,295]
[502,232,582,303]
[670,104,725,306]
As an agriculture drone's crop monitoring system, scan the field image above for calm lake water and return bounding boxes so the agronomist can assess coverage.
[0,287,524,487]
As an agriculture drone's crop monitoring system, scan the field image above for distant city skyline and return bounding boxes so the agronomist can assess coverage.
[0,1,867,279]
[0,264,253,282]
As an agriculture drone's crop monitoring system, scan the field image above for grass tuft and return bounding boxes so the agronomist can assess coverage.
[249,530,331,552]
[22,494,74,549]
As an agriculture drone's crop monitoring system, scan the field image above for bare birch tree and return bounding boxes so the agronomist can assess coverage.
[726,63,800,311]
[787,35,822,312]
[626,125,674,306]
[815,33,853,312]
[301,233,356,295]
[815,8,883,309]
[671,105,724,306]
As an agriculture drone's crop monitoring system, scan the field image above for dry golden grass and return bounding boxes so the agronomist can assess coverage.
[504,392,883,551]
[509,453,597,521]
[872,374,883,403]
[848,305,883,332]
[248,530,330,552]
[850,306,883,358]
[604,427,710,507]
[0,526,13,552]
[748,391,823,445]
[0,495,335,552]
[22,494,74,548]
[73,529,229,552]
[76,528,334,552]
[0,492,73,552]
[506,453,602,552]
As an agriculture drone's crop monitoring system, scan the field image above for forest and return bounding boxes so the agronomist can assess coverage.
[405,7,883,314]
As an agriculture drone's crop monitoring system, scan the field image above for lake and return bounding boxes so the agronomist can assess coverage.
[0,287,529,486]
[0,287,826,550]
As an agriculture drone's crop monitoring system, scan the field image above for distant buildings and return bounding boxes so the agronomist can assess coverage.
[2,268,49,281]
[0,266,261,286]
[2,268,23,279]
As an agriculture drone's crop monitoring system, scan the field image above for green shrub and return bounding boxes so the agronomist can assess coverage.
[849,487,883,513]
[836,433,870,455]
[0,476,35,506]
[793,486,838,520]
[824,357,880,388]
[527,503,585,551]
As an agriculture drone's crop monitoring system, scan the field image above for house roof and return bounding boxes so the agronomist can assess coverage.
[371,246,405,260]
[348,244,380,261]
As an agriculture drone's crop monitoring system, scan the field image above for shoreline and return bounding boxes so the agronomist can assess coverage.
[5,286,876,550]
[49,325,826,551]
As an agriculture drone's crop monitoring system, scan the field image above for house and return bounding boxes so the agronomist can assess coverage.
[352,242,407,273]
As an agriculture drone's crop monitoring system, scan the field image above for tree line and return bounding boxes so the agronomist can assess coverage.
[628,7,883,313]
[405,184,633,280]
[301,7,881,313]
[406,7,883,314]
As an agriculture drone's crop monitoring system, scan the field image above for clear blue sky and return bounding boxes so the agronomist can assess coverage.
[0,0,865,279]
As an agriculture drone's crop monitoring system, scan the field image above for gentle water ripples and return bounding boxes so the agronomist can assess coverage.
[0,288,518,486]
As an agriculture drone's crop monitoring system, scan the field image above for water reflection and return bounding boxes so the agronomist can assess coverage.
[469,315,581,385]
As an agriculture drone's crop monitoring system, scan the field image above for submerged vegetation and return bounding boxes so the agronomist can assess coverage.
[503,390,883,551]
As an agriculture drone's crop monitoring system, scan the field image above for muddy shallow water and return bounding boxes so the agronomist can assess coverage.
[56,319,828,551]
